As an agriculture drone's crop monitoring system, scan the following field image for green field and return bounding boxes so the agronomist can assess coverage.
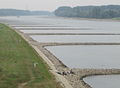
[0,24,62,88]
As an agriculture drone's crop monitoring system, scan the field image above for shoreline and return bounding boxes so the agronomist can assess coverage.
[13,27,73,88]
[13,28,120,88]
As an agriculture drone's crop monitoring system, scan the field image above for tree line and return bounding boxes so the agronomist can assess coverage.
[54,5,120,19]
[0,9,53,16]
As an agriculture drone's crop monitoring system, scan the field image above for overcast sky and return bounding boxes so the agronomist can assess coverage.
[0,0,120,11]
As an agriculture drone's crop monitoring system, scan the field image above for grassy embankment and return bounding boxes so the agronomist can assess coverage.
[0,24,62,88]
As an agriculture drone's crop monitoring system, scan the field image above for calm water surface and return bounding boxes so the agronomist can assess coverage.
[46,45,120,68]
[84,75,120,88]
[1,16,120,31]
[20,29,120,34]
[30,35,120,43]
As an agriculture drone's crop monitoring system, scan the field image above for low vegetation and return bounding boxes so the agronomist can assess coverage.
[0,24,62,88]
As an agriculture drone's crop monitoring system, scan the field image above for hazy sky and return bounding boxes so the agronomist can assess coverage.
[0,0,120,11]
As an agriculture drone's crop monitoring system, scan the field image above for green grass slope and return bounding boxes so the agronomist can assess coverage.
[0,24,62,88]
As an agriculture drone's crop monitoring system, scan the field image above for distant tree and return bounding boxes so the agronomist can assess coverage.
[89,7,101,18]
[54,5,120,19]
[54,6,74,17]
[0,9,53,16]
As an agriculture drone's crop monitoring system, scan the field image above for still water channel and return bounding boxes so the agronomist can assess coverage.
[31,35,120,43]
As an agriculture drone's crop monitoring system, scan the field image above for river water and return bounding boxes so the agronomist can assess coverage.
[31,35,120,43]
[1,16,120,30]
[46,45,120,69]
[21,29,120,34]
[0,16,120,88]
[84,75,120,88]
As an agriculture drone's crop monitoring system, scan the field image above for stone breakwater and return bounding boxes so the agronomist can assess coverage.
[65,69,120,88]
[40,44,120,88]
[14,29,120,88]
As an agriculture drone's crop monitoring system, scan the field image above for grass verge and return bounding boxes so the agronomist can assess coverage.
[0,24,62,88]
